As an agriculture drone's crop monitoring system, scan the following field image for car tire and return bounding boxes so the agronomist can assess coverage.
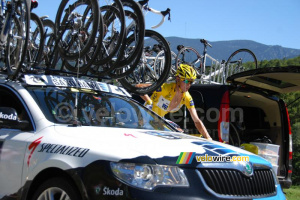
[32,177,80,200]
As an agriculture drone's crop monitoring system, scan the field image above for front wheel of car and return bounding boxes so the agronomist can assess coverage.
[32,177,80,200]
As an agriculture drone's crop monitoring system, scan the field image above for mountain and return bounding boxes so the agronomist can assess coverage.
[165,37,300,61]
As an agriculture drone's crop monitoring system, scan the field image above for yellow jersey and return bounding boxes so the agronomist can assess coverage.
[149,82,195,117]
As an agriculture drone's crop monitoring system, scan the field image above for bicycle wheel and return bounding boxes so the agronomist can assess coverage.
[63,9,104,73]
[156,50,177,82]
[225,49,258,77]
[116,0,145,67]
[92,4,125,65]
[55,0,100,60]
[5,0,30,79]
[39,19,55,69]
[175,46,202,77]
[119,30,171,95]
[88,6,139,77]
[24,12,45,69]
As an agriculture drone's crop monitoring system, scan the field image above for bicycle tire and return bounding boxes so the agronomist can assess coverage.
[108,43,143,79]
[88,6,138,77]
[95,0,126,65]
[25,12,45,69]
[116,0,145,67]
[119,30,171,95]
[5,0,30,79]
[63,10,104,73]
[92,4,125,65]
[156,50,177,82]
[87,32,144,79]
[225,49,258,77]
[175,46,202,77]
[55,0,100,60]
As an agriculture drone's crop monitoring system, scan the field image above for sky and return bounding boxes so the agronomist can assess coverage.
[34,0,300,49]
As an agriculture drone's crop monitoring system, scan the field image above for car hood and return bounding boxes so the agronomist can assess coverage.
[50,126,271,168]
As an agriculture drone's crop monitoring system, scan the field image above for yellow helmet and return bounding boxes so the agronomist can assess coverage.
[175,64,197,80]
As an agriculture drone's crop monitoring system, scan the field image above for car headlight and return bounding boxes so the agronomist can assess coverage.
[110,162,189,190]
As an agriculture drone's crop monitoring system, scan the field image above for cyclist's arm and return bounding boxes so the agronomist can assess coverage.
[136,84,153,105]
[188,107,212,140]
[141,94,152,105]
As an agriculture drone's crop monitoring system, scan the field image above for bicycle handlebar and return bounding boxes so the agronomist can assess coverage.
[138,0,171,29]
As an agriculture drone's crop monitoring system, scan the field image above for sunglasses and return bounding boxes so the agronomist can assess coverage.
[181,79,194,84]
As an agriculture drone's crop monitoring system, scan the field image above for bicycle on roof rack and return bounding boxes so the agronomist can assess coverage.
[174,39,258,85]
[117,0,172,94]
[23,1,45,72]
[0,0,30,79]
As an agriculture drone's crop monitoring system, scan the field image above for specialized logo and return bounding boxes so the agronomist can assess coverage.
[176,152,195,164]
[28,137,43,166]
[38,143,89,158]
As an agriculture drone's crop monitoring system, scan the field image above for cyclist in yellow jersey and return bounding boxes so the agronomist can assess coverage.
[141,64,212,140]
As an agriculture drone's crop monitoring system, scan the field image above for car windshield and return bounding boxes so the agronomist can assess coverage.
[27,86,173,131]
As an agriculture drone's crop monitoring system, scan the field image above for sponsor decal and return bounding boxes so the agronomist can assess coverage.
[110,85,125,96]
[0,112,17,120]
[176,152,195,164]
[195,154,249,162]
[98,82,110,92]
[190,100,194,106]
[24,75,131,97]
[124,133,137,138]
[144,131,181,139]
[103,187,124,196]
[156,87,162,92]
[28,137,43,166]
[176,151,249,164]
[37,143,90,158]
[162,103,168,110]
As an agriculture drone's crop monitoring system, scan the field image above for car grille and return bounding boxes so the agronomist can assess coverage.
[199,169,276,197]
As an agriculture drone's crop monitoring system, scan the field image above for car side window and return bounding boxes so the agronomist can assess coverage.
[0,87,33,130]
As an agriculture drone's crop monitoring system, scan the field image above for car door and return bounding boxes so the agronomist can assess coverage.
[0,85,34,198]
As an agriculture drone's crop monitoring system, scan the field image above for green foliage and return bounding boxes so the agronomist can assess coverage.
[291,123,300,185]
[257,56,300,68]
[283,185,300,199]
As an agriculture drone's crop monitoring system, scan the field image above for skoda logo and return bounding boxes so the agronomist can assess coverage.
[242,162,253,177]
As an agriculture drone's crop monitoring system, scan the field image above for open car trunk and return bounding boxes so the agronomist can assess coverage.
[227,66,300,188]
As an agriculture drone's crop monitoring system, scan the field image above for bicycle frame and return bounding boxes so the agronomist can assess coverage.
[179,39,228,84]
[0,0,14,46]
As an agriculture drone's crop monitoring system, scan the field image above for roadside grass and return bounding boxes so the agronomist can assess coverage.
[283,185,300,199]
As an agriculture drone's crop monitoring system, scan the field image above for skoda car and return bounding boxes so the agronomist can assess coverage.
[0,74,286,199]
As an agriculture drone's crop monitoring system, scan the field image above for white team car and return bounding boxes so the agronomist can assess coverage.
[0,74,286,200]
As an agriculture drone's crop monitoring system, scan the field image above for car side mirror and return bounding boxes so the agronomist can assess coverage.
[0,107,30,130]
